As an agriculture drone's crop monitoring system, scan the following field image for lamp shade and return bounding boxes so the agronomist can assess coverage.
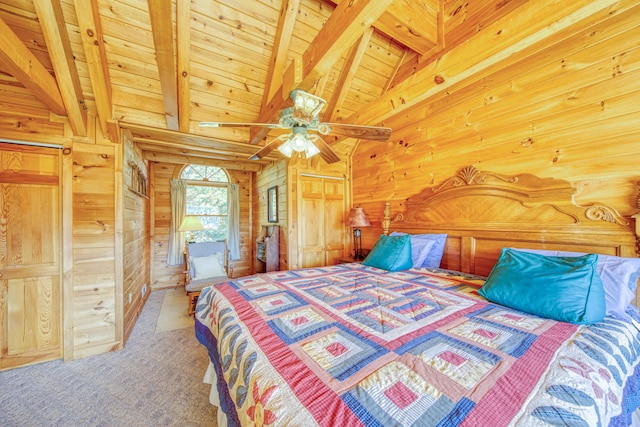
[179,215,204,232]
[346,208,371,228]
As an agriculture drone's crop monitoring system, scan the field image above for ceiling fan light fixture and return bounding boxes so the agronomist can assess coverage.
[290,132,308,151]
[304,138,320,158]
[277,140,295,157]
[277,128,321,159]
[291,90,326,125]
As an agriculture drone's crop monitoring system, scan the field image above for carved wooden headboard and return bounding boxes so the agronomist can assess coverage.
[383,166,640,307]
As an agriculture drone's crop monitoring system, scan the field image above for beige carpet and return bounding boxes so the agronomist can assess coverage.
[0,289,217,426]
[155,288,195,333]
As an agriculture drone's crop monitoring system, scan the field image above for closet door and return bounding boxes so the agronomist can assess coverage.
[0,143,62,370]
[299,175,345,268]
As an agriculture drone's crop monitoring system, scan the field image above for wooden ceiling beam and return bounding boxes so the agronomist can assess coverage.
[120,122,281,161]
[33,0,87,137]
[251,0,299,143]
[0,15,66,116]
[324,27,373,123]
[262,0,300,108]
[347,0,623,131]
[366,0,438,54]
[135,139,272,162]
[148,0,179,131]
[251,0,393,145]
[74,0,115,141]
[176,0,191,133]
[141,150,263,172]
[327,0,439,55]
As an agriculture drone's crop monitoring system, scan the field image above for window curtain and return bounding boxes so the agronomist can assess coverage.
[167,179,187,265]
[227,183,241,260]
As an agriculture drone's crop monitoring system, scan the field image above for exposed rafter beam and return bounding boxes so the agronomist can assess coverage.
[374,0,439,55]
[148,0,179,131]
[74,0,115,140]
[33,0,87,137]
[120,122,281,162]
[327,0,439,55]
[382,47,408,94]
[347,0,622,131]
[142,151,262,172]
[177,0,190,133]
[0,15,66,116]
[251,0,300,143]
[324,27,373,122]
[251,0,394,145]
[262,0,300,108]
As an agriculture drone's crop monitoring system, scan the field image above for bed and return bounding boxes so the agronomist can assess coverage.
[195,166,640,426]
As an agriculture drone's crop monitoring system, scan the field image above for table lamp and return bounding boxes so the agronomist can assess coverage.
[346,207,371,260]
[179,215,204,243]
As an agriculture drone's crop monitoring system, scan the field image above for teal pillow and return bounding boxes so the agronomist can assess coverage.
[478,248,605,324]
[362,234,412,272]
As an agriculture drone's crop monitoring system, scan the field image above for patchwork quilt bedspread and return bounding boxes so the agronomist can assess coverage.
[194,263,640,426]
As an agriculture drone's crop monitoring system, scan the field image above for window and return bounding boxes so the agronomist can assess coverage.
[181,165,229,242]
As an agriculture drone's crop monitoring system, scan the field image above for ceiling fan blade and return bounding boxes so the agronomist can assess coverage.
[249,135,288,161]
[311,136,341,164]
[199,121,282,129]
[322,123,391,141]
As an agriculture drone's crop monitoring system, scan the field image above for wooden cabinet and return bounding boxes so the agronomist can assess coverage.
[298,175,346,268]
[256,225,279,272]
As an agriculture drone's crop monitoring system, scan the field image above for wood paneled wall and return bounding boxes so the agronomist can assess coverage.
[254,159,288,271]
[353,3,640,251]
[70,124,121,359]
[122,135,149,343]
[150,162,253,288]
[0,106,127,361]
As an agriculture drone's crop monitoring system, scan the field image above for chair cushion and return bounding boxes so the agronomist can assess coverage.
[187,241,227,277]
[185,276,229,293]
[191,253,226,280]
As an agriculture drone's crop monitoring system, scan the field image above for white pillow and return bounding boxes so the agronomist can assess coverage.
[192,253,226,280]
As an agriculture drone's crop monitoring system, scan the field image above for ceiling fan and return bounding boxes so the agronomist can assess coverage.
[198,90,392,164]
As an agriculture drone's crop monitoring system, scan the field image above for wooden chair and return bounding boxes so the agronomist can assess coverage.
[184,240,231,314]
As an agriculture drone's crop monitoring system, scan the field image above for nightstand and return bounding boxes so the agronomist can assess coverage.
[338,256,364,264]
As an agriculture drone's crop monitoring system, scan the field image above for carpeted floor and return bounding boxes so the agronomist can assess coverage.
[0,289,217,427]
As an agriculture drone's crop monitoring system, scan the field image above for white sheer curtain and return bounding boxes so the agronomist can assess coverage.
[227,183,241,260]
[167,179,187,265]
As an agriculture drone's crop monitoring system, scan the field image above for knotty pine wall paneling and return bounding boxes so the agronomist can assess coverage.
[71,130,121,359]
[352,3,640,252]
[122,133,149,343]
[254,159,288,272]
[0,103,134,362]
[150,162,179,289]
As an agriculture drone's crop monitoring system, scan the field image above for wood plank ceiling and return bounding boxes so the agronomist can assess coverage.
[0,0,525,170]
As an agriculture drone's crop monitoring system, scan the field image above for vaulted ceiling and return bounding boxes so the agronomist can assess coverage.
[0,0,524,170]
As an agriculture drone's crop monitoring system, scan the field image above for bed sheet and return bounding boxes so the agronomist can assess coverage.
[195,263,640,426]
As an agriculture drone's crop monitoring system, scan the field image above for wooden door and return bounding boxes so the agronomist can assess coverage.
[322,179,345,266]
[299,175,345,268]
[0,143,62,370]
